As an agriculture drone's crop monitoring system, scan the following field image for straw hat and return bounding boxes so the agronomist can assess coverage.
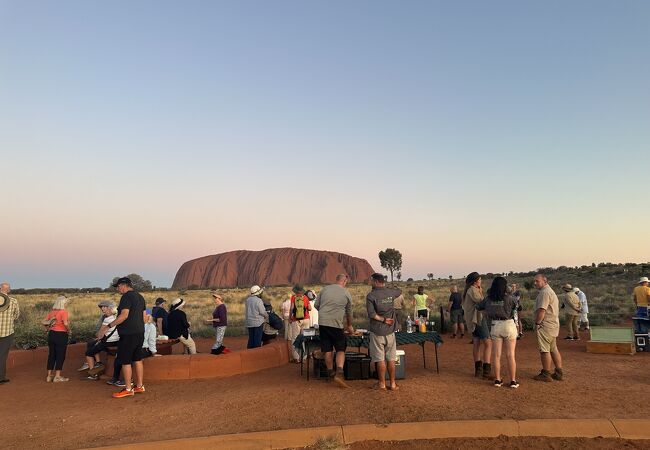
[250,285,264,296]
[0,293,10,313]
[562,284,573,292]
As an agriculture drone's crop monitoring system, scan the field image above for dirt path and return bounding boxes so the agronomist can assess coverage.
[2,330,648,449]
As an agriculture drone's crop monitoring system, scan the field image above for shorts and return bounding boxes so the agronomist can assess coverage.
[450,309,464,324]
[472,319,490,340]
[490,320,518,340]
[85,339,117,357]
[536,327,558,353]
[319,325,347,353]
[416,309,428,319]
[369,332,397,363]
[636,306,648,318]
[116,333,144,365]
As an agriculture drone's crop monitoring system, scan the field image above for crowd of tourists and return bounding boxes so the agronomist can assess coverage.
[1,273,647,396]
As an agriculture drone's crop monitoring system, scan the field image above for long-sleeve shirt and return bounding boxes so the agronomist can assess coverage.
[0,296,20,337]
[143,322,157,353]
[245,295,268,327]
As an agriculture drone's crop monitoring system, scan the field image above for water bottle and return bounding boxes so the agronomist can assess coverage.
[406,315,413,333]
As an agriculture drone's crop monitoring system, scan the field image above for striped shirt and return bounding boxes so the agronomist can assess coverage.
[0,297,20,337]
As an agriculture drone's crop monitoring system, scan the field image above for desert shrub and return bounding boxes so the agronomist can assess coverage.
[34,300,52,311]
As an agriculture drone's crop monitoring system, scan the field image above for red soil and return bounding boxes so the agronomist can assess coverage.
[2,330,649,450]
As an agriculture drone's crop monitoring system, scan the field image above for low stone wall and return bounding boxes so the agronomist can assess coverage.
[7,341,290,380]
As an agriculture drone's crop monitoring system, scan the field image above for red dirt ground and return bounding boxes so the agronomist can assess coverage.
[2,329,649,450]
[331,437,650,449]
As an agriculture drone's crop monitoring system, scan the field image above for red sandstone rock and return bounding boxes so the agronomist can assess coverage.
[172,248,375,289]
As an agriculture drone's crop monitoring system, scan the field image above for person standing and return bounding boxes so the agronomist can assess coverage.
[0,282,19,385]
[574,287,589,330]
[245,285,268,349]
[288,285,312,362]
[366,273,401,391]
[463,272,492,378]
[205,292,228,355]
[510,283,524,339]
[476,277,520,388]
[533,274,564,382]
[447,285,465,338]
[632,277,650,317]
[314,274,354,388]
[103,277,146,398]
[413,286,429,319]
[393,293,406,332]
[43,295,71,382]
[560,284,581,340]
[151,298,169,336]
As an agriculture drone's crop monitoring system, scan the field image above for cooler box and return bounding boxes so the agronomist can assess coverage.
[343,352,371,380]
[385,349,406,380]
[635,334,649,352]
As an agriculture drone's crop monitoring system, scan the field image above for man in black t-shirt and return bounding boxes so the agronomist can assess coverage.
[103,277,146,398]
[447,285,465,338]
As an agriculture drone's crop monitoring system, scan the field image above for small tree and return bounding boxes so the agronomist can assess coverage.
[448,275,453,281]
[396,272,402,281]
[109,273,153,292]
[427,273,434,281]
[378,248,403,282]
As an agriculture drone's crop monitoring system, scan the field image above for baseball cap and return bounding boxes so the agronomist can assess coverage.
[155,297,166,306]
[112,277,132,288]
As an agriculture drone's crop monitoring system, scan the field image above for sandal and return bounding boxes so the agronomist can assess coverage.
[370,383,387,390]
[388,384,400,391]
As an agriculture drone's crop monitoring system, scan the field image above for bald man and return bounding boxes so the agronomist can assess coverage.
[532,274,563,382]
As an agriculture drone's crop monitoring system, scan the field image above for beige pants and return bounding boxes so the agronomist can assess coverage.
[179,334,197,354]
[567,315,580,339]
[288,319,311,361]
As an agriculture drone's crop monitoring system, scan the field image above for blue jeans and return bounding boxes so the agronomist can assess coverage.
[636,306,648,317]
[247,325,264,349]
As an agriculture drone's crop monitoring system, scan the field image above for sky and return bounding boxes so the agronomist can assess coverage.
[1,1,649,288]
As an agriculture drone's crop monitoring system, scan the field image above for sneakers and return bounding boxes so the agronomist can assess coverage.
[510,380,520,389]
[112,388,134,398]
[53,376,69,383]
[494,379,503,387]
[46,375,54,382]
[88,365,106,376]
[551,368,564,381]
[86,374,99,381]
[564,336,573,340]
[114,380,127,388]
[222,348,231,354]
[533,370,553,382]
[133,385,146,394]
[78,363,90,371]
[474,361,482,377]
[105,379,118,386]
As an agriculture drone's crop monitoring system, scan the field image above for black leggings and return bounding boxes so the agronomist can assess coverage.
[47,331,69,371]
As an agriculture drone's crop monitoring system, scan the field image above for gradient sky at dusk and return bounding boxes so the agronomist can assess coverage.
[1,1,649,288]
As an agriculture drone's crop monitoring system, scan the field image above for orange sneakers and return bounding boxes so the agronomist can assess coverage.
[133,385,146,394]
[112,388,134,398]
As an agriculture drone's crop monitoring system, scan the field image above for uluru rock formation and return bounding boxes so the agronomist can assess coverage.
[172,248,375,289]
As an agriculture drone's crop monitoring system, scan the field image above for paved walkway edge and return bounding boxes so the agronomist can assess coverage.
[89,418,650,450]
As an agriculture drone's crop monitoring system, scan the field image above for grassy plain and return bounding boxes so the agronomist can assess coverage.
[11,270,637,349]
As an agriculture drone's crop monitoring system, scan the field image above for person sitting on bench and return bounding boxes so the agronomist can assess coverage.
[142,309,158,357]
[168,298,197,354]
[79,300,119,380]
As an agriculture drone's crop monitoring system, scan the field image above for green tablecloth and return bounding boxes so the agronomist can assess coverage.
[293,331,443,350]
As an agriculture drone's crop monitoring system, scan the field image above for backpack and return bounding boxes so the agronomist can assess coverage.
[293,295,306,320]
